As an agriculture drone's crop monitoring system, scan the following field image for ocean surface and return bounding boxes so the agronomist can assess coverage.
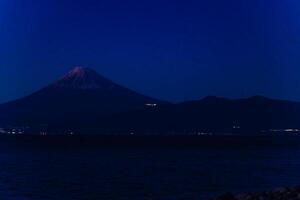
[1,135,300,200]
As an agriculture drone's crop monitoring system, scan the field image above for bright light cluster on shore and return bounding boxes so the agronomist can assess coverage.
[145,103,157,107]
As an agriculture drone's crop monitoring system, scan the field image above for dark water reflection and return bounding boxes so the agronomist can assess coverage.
[0,136,300,199]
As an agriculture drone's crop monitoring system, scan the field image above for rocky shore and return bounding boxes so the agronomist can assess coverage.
[211,186,300,200]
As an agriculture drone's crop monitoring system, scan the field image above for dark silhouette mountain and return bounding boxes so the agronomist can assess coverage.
[1,67,300,135]
[90,96,300,135]
[0,67,166,126]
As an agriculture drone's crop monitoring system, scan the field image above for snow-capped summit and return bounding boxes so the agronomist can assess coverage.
[52,67,118,90]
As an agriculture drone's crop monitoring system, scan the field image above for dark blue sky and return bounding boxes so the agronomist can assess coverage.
[1,0,300,103]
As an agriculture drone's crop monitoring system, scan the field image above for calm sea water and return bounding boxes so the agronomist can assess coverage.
[1,135,300,200]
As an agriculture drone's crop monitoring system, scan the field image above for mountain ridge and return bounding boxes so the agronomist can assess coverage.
[1,67,300,135]
[0,67,167,126]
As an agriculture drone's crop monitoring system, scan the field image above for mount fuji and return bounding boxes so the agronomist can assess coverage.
[0,67,166,126]
[2,67,300,135]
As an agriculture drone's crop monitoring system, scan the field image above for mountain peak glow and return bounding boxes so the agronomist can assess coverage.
[52,67,115,90]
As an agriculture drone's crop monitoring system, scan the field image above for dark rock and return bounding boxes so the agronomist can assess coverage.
[210,185,300,200]
[273,187,287,194]
[292,185,300,193]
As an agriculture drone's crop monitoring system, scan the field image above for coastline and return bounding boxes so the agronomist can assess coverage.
[211,185,300,200]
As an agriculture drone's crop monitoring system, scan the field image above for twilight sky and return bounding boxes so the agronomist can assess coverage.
[1,0,300,103]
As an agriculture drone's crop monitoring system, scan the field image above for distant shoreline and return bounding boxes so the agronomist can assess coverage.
[1,134,300,148]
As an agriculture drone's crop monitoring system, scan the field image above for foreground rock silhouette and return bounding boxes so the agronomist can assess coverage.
[211,185,300,200]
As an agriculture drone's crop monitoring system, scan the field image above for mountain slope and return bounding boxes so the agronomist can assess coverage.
[93,96,300,134]
[0,67,166,125]
[1,67,300,135]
